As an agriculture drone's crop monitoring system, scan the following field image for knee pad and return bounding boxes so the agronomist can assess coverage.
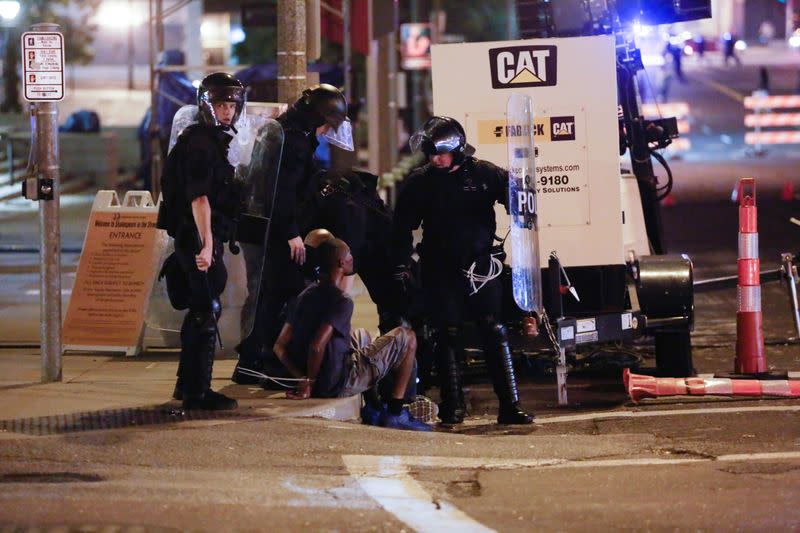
[187,310,216,332]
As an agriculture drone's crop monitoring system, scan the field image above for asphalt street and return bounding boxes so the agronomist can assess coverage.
[1,49,799,532]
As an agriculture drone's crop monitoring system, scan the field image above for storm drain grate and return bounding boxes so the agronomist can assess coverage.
[0,525,182,532]
[0,406,262,436]
[0,472,104,484]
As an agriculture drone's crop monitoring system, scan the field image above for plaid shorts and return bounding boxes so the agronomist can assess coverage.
[338,327,413,397]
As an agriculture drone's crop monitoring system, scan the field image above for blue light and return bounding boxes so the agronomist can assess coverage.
[230,27,246,45]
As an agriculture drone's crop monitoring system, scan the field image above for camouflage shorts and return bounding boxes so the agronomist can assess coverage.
[339,327,413,397]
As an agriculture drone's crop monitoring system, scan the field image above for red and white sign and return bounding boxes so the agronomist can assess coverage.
[21,31,65,101]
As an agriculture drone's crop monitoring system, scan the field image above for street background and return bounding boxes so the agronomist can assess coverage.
[0,33,800,533]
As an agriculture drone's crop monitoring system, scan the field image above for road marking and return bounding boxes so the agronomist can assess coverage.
[695,76,745,103]
[534,404,800,425]
[343,455,495,533]
[145,363,157,370]
[343,451,800,532]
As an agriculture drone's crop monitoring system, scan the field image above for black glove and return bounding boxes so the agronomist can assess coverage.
[393,264,411,283]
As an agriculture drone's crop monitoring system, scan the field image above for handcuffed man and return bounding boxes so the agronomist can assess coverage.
[273,238,432,431]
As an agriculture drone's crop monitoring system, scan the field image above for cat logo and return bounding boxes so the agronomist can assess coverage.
[488,45,558,89]
[550,116,576,141]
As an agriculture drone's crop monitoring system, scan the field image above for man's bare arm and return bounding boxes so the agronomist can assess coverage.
[273,323,305,378]
[306,323,334,382]
[191,195,213,271]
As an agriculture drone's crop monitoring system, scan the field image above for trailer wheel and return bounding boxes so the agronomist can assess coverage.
[654,326,694,377]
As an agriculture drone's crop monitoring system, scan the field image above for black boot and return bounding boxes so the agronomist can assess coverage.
[484,323,534,425]
[181,310,238,411]
[231,337,265,385]
[435,327,466,425]
[172,380,183,401]
[172,349,188,400]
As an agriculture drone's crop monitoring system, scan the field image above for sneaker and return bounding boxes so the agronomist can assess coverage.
[360,403,386,426]
[182,389,238,411]
[407,395,439,424]
[380,408,433,432]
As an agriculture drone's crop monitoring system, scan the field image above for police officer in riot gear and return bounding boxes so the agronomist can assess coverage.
[392,116,534,425]
[158,72,245,410]
[233,84,353,383]
[302,168,405,334]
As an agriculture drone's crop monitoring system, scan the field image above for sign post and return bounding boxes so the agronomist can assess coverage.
[22,23,65,382]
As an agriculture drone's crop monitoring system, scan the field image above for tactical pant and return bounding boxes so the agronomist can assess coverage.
[238,239,305,367]
[423,257,522,420]
[174,238,226,399]
[354,245,407,334]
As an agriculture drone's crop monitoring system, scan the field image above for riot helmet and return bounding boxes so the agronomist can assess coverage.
[409,116,472,167]
[197,72,246,129]
[293,84,348,131]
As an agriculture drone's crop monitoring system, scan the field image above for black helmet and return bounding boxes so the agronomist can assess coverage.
[410,116,468,160]
[292,84,348,130]
[197,72,246,129]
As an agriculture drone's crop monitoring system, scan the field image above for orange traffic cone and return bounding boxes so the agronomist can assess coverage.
[717,178,787,379]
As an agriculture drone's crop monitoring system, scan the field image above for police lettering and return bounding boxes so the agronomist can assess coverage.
[516,190,536,215]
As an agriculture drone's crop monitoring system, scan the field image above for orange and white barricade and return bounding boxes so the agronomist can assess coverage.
[744,94,800,154]
[641,101,691,157]
[624,369,800,403]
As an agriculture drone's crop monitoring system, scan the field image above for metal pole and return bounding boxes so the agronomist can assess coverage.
[148,0,162,198]
[506,0,517,40]
[277,0,307,104]
[782,253,800,339]
[343,0,351,103]
[410,0,421,131]
[31,23,63,383]
[127,0,135,90]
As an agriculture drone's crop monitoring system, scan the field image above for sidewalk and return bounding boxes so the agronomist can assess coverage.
[0,348,361,440]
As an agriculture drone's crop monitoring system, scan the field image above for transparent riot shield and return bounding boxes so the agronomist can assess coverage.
[144,112,283,353]
[506,93,543,314]
[235,118,284,338]
[168,105,198,153]
[144,105,200,346]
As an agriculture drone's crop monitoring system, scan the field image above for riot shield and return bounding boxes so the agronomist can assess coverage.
[144,104,200,345]
[168,105,198,153]
[144,112,283,353]
[506,93,543,314]
[236,118,284,338]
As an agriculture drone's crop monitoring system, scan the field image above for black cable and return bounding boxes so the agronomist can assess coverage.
[649,148,674,200]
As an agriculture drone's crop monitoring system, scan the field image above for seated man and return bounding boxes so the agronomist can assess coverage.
[273,238,431,431]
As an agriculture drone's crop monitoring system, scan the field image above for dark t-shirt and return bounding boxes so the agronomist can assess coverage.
[286,282,354,397]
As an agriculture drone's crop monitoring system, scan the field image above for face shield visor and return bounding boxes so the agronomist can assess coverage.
[198,85,246,129]
[409,128,463,156]
[323,118,354,151]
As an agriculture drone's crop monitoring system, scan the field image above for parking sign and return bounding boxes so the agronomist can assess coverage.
[22,31,65,101]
